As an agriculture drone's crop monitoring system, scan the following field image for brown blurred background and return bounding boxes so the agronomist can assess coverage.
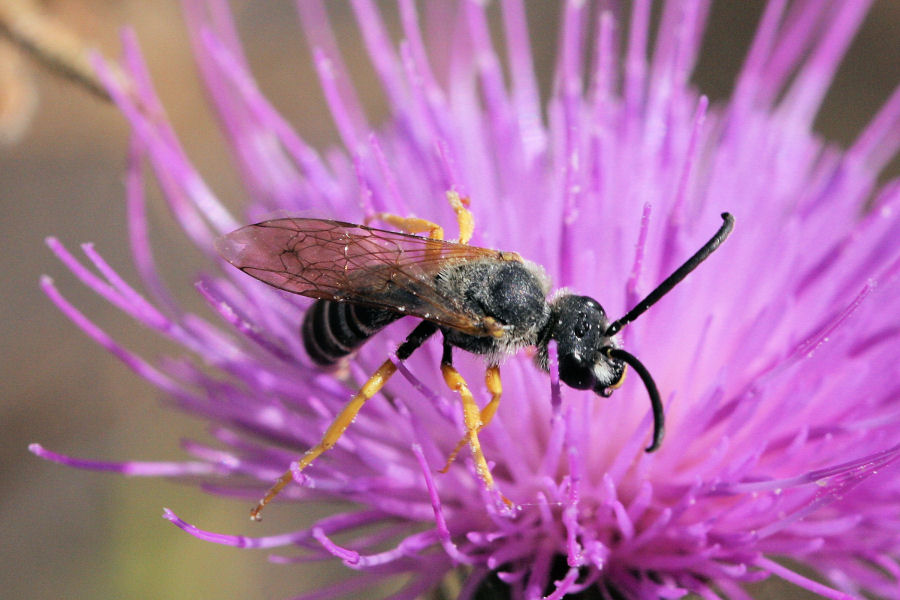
[2,2,897,598]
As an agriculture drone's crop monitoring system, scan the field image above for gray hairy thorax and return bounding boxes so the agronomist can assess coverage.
[435,257,551,363]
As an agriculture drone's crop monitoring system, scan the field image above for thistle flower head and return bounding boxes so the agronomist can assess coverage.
[35,1,900,599]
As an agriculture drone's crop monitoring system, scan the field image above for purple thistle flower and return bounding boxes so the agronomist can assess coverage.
[33,1,900,599]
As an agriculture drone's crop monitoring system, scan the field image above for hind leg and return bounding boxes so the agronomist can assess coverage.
[249,321,438,521]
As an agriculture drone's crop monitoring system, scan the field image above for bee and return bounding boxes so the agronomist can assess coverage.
[217,194,734,520]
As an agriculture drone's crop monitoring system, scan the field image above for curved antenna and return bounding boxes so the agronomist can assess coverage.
[606,213,734,337]
[605,348,664,452]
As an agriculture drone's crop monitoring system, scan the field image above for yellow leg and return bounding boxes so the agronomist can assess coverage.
[481,365,503,425]
[440,365,502,473]
[446,191,474,244]
[440,362,509,504]
[367,190,475,244]
[369,213,445,240]
[249,359,398,521]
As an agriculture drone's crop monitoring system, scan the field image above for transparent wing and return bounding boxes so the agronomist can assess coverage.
[216,218,520,335]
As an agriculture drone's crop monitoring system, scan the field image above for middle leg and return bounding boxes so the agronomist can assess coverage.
[439,342,500,493]
[440,364,502,473]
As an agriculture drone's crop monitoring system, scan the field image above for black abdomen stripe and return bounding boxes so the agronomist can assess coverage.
[302,300,402,366]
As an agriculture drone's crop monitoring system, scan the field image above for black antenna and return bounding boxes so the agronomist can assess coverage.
[606,213,734,337]
[605,347,664,452]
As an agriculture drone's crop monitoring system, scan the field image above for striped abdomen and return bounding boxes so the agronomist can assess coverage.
[302,300,403,366]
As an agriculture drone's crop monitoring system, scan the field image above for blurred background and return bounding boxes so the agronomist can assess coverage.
[2,1,898,598]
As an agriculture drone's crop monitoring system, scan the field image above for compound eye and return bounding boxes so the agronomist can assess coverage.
[558,356,594,390]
